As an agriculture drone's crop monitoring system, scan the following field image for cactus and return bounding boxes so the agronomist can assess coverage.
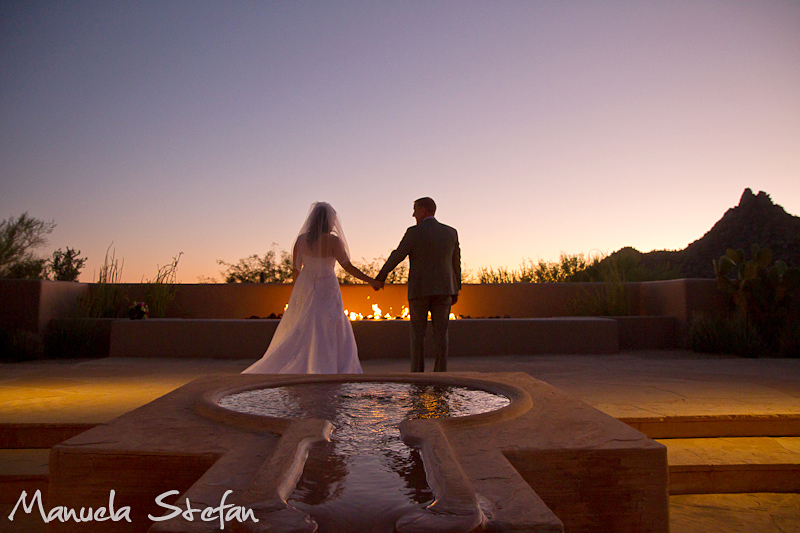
[713,244,800,351]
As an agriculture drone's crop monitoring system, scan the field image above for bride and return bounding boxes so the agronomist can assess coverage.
[242,202,381,374]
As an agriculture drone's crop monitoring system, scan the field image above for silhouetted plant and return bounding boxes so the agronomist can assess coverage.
[0,212,55,278]
[144,252,182,317]
[43,319,112,359]
[477,253,633,284]
[779,320,800,357]
[49,247,87,281]
[476,265,519,284]
[569,247,680,282]
[714,244,800,351]
[4,258,48,279]
[478,252,585,284]
[218,245,293,283]
[689,312,763,357]
[567,252,631,316]
[80,245,127,318]
[0,327,44,362]
[337,255,409,285]
[533,254,591,282]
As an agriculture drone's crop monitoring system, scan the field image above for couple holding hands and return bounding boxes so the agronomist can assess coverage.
[243,197,460,375]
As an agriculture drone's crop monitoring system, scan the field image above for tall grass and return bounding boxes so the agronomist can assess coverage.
[689,313,763,357]
[568,252,631,316]
[477,254,591,284]
[476,265,526,283]
[80,245,126,318]
[144,252,182,318]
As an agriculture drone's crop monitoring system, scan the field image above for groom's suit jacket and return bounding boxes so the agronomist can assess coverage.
[378,217,461,300]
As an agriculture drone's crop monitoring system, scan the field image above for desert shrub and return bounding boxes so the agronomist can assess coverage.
[569,247,680,283]
[0,213,87,281]
[689,313,763,357]
[477,254,589,284]
[217,245,293,283]
[567,252,631,316]
[337,255,409,284]
[0,213,55,278]
[43,319,112,359]
[779,320,800,357]
[567,284,630,316]
[50,247,87,281]
[533,254,589,282]
[0,328,44,362]
[212,246,412,285]
[476,265,521,284]
[475,249,678,285]
[3,258,48,279]
[714,244,800,353]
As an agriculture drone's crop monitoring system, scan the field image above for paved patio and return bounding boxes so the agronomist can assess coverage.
[1,350,799,532]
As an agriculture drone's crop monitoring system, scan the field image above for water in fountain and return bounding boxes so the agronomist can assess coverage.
[220,381,509,532]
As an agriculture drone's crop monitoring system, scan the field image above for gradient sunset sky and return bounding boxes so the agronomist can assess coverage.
[2,1,798,282]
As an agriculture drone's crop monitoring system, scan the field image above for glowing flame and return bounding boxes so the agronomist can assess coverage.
[343,302,456,321]
[344,309,364,320]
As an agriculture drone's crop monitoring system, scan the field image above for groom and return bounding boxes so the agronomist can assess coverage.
[376,197,461,372]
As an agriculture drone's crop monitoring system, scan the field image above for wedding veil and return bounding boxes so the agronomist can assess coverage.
[294,202,350,266]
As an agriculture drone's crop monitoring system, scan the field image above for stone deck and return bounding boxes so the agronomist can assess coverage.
[1,351,799,532]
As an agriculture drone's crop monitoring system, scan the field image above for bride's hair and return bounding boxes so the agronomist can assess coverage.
[296,202,350,261]
[306,203,331,244]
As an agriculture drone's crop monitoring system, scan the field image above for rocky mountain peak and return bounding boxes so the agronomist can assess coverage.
[678,188,800,278]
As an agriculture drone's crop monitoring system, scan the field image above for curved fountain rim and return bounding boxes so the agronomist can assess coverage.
[195,374,533,434]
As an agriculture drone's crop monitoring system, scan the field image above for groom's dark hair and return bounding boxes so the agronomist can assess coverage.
[415,197,436,215]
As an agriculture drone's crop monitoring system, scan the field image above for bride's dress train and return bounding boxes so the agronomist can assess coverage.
[242,254,362,374]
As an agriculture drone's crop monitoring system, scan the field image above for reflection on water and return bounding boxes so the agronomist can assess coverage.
[220,382,509,533]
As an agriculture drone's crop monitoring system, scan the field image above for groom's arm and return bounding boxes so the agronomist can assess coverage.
[377,229,413,283]
[451,232,461,304]
[452,234,461,292]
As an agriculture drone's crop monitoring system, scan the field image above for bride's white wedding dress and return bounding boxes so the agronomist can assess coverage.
[242,252,362,374]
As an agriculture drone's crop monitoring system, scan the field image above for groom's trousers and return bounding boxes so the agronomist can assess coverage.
[409,295,452,372]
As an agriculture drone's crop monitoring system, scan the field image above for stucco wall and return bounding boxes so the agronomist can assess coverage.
[0,279,88,333]
[1,278,722,330]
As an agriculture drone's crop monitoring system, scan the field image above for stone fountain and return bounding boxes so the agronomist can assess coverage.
[46,373,668,532]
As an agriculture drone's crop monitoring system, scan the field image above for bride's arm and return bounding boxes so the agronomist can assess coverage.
[333,237,382,289]
[291,239,302,281]
[342,261,379,286]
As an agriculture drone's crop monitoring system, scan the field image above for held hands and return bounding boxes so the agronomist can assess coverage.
[370,278,384,291]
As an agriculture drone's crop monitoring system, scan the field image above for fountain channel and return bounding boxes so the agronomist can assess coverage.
[48,372,668,533]
[218,381,510,532]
